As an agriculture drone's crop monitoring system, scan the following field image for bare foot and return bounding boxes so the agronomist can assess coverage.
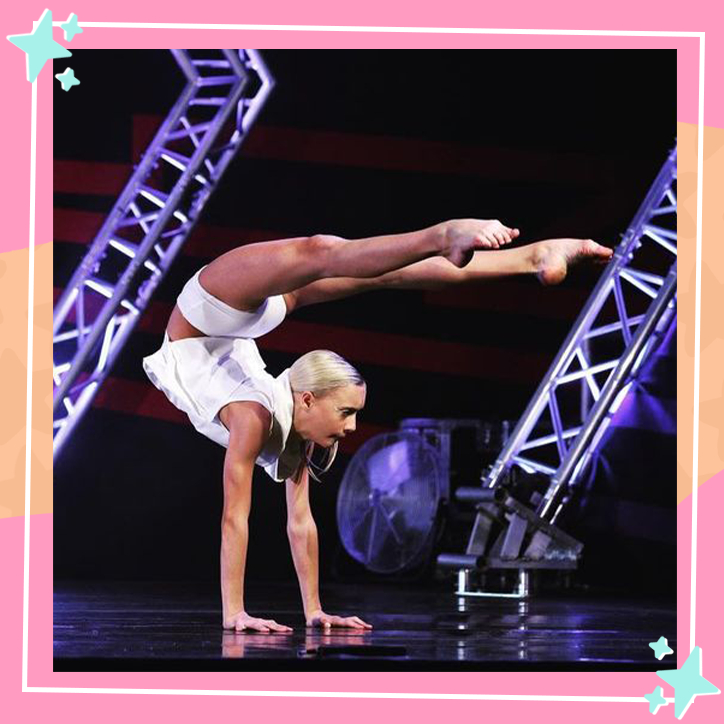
[440,219,521,268]
[531,238,614,285]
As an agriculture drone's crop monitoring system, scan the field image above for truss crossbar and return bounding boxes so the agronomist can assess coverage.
[52,50,275,461]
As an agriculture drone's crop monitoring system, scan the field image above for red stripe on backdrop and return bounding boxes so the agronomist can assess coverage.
[135,118,615,187]
[54,117,178,195]
[54,160,133,196]
[55,119,616,192]
[53,207,285,258]
[53,208,588,319]
[424,284,589,316]
[53,287,551,382]
[242,126,613,187]
[132,115,161,162]
[92,376,388,452]
[261,320,550,382]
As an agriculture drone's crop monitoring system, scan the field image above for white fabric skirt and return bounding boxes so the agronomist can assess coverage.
[142,332,277,448]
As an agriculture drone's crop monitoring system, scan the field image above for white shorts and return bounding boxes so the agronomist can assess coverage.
[177,264,287,339]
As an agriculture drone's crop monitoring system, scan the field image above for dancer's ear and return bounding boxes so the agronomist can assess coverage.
[301,391,315,409]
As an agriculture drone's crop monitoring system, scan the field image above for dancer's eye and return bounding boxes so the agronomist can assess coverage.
[339,407,361,417]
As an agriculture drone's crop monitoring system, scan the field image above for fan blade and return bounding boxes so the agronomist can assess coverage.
[375,500,405,546]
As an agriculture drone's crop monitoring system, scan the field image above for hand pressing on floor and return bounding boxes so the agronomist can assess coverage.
[223,611,293,633]
[306,609,373,630]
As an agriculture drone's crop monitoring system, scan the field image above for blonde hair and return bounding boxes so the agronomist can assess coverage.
[289,349,365,482]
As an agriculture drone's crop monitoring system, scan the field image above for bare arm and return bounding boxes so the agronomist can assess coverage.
[285,462,322,618]
[285,463,372,630]
[221,402,292,633]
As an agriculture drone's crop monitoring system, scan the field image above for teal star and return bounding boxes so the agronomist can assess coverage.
[644,685,669,715]
[7,9,72,83]
[650,636,674,660]
[60,13,84,43]
[55,67,80,92]
[657,646,720,719]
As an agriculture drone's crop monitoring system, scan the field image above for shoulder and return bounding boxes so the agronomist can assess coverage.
[220,400,273,451]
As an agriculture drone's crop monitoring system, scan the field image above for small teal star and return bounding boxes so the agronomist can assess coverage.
[60,13,84,43]
[650,636,674,660]
[7,9,72,83]
[657,646,720,719]
[55,67,80,92]
[644,685,669,715]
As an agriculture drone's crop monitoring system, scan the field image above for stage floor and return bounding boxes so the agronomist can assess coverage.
[53,580,677,672]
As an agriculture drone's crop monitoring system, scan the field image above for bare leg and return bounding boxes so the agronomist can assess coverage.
[197,225,436,310]
[389,245,535,290]
[196,220,512,311]
[390,238,613,288]
[289,238,613,310]
[198,231,439,311]
[287,248,529,311]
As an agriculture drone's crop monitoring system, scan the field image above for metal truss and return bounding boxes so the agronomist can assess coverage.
[438,144,677,595]
[484,144,677,526]
[52,50,275,461]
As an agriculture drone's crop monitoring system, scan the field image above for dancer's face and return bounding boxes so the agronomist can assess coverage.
[294,383,366,447]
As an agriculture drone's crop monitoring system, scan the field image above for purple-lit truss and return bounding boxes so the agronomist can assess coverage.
[439,145,677,596]
[52,50,275,461]
[486,145,678,525]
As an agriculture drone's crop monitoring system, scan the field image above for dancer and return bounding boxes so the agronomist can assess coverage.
[142,218,613,633]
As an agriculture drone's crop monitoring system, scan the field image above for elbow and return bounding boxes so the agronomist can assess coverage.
[222,512,249,537]
[286,515,315,541]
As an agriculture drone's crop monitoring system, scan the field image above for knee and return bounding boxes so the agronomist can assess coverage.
[308,234,345,277]
[309,234,344,254]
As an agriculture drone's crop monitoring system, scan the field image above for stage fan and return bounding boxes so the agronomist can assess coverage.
[336,431,443,574]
